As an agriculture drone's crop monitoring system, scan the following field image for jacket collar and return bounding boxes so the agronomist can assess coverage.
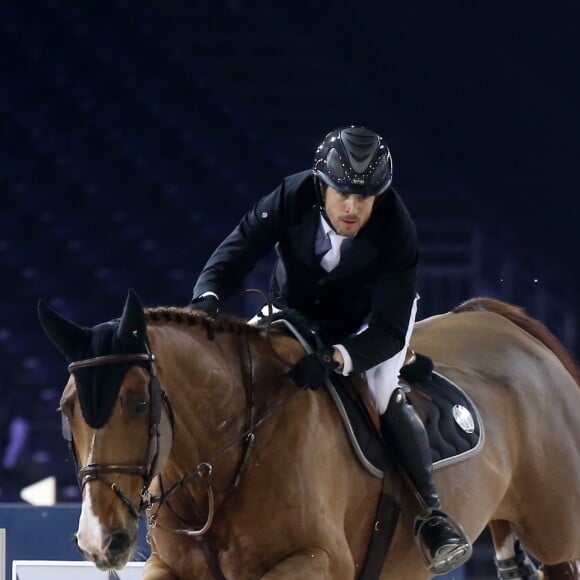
[289,208,379,278]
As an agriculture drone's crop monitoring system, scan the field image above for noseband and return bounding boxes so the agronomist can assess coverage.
[65,350,173,519]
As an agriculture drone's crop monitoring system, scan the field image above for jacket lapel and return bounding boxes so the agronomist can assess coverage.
[289,209,320,268]
[324,233,379,281]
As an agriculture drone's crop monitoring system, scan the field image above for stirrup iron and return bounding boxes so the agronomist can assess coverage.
[414,509,473,575]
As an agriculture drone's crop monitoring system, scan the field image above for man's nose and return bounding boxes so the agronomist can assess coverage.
[343,197,355,212]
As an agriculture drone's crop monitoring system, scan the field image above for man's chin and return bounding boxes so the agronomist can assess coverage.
[337,223,360,237]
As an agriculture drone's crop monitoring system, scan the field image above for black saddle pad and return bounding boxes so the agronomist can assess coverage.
[400,354,483,467]
[330,354,484,474]
[266,317,483,475]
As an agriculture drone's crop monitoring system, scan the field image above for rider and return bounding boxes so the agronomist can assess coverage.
[189,126,471,573]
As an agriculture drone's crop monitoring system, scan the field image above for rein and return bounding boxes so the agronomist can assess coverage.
[145,327,260,537]
[143,322,296,539]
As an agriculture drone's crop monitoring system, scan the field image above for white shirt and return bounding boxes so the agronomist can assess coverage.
[319,217,349,272]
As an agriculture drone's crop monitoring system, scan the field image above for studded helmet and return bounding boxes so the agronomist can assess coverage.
[313,126,393,197]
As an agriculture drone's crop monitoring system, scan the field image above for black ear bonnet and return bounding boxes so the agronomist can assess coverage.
[38,291,149,428]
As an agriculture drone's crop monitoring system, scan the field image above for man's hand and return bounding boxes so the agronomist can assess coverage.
[284,347,339,390]
[186,295,219,317]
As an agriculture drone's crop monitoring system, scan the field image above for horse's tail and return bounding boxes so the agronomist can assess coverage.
[452,297,580,387]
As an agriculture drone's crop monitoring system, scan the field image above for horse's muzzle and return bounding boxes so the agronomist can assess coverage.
[75,531,136,571]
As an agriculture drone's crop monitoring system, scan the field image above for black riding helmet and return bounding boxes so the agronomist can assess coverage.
[313,126,393,200]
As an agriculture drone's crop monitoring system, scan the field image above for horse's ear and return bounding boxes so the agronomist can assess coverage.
[117,289,147,343]
[37,300,88,360]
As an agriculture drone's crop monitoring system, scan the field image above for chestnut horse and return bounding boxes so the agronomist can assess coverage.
[38,291,580,579]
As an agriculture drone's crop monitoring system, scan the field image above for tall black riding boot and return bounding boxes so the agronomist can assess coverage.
[381,388,472,575]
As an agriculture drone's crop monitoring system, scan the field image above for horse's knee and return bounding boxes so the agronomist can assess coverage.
[143,554,179,580]
[261,547,353,579]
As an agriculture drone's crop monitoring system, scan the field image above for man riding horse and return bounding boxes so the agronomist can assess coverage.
[189,126,472,573]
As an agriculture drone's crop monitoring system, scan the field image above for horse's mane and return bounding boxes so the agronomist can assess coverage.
[453,297,580,386]
[143,306,267,339]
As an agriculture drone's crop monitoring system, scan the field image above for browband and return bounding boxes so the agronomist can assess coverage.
[68,353,154,373]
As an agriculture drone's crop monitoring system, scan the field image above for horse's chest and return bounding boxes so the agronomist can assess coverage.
[155,531,263,579]
[155,534,214,579]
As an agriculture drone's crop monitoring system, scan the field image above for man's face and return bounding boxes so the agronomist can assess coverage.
[323,186,376,237]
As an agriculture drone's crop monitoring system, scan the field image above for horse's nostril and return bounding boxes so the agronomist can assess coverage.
[106,532,131,556]
[73,535,87,558]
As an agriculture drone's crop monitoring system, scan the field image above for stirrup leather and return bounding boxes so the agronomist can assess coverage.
[413,509,473,575]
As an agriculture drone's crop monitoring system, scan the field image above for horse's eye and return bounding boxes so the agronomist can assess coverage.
[121,395,149,414]
[135,400,149,413]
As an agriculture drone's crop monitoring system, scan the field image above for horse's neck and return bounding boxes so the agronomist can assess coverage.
[149,324,251,487]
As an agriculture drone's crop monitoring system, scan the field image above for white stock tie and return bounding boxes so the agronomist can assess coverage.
[320,232,345,272]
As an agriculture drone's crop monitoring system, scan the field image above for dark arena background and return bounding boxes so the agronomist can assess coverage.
[1,1,578,579]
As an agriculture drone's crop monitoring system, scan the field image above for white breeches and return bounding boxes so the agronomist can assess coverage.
[364,295,418,414]
[248,295,419,415]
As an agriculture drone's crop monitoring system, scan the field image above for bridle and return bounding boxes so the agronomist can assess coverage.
[63,329,265,538]
[65,348,174,520]
[60,308,297,580]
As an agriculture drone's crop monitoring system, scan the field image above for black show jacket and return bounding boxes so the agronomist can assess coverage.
[193,170,419,374]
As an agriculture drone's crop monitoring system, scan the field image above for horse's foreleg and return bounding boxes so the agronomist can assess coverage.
[143,552,179,580]
[260,548,353,580]
[489,520,542,580]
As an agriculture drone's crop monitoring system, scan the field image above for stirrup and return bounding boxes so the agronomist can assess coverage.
[414,509,473,575]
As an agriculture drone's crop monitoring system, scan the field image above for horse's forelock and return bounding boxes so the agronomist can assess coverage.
[74,320,146,429]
